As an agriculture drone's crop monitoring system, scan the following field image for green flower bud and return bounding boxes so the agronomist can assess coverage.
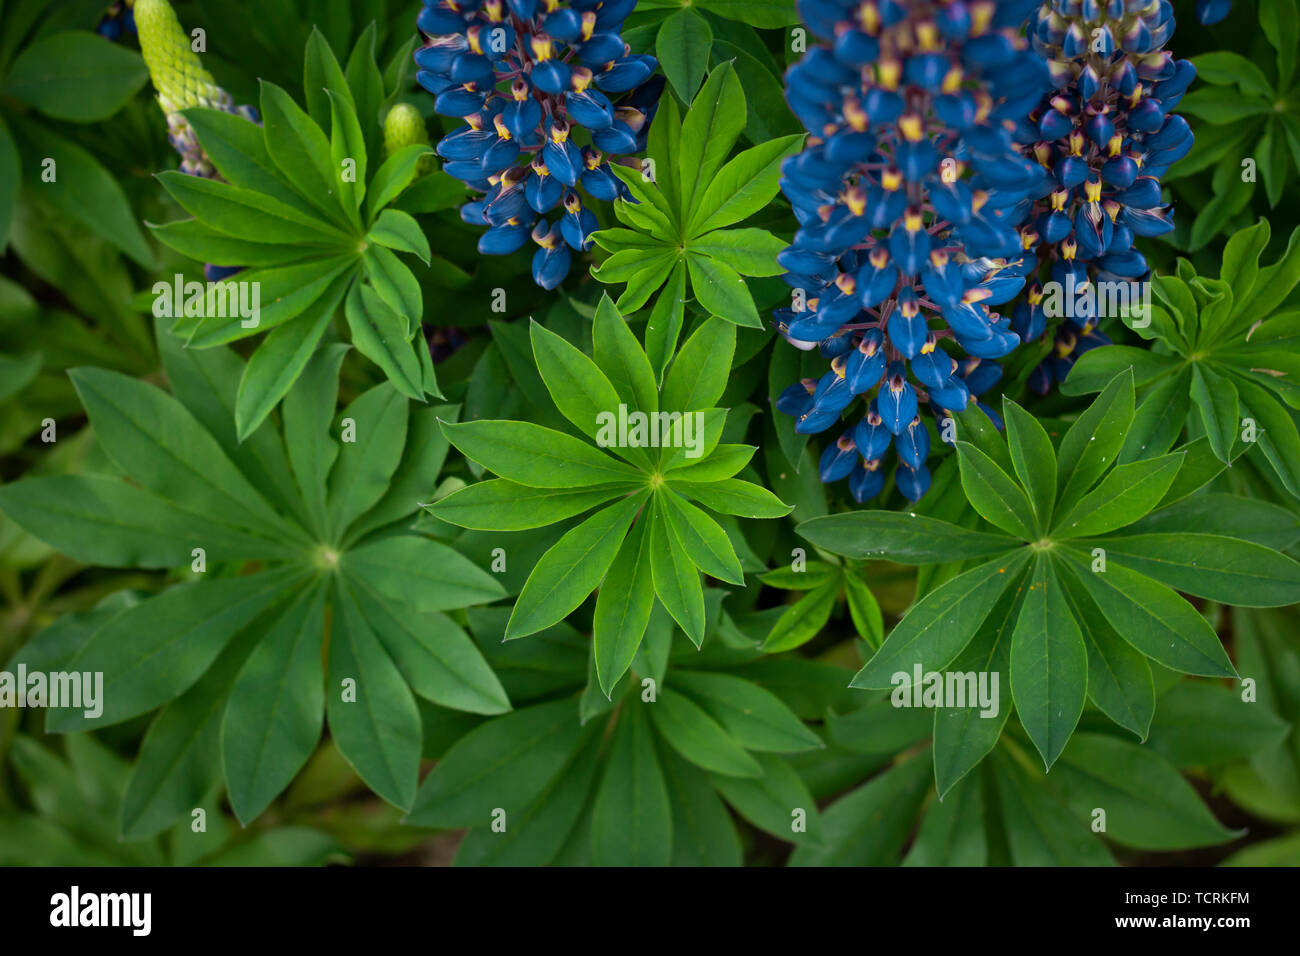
[383,103,434,175]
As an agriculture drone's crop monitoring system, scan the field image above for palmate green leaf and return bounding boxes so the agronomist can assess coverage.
[661,316,737,413]
[1234,375,1300,498]
[349,578,509,715]
[651,688,762,778]
[591,701,672,866]
[345,21,385,158]
[46,567,304,733]
[789,754,931,866]
[851,549,1032,690]
[429,480,630,531]
[182,107,318,217]
[1060,574,1154,741]
[235,272,350,441]
[1123,492,1300,551]
[149,218,322,269]
[367,208,429,265]
[327,578,422,811]
[1051,452,1182,539]
[1191,51,1273,98]
[687,135,804,236]
[760,579,838,653]
[0,474,282,567]
[672,477,792,519]
[326,381,408,537]
[1060,346,1181,396]
[454,737,601,866]
[154,314,305,518]
[645,261,688,384]
[1010,556,1087,770]
[798,511,1017,564]
[155,170,349,247]
[408,699,587,828]
[696,0,800,26]
[903,772,987,866]
[14,117,153,266]
[282,343,349,535]
[1058,550,1236,678]
[119,621,264,840]
[68,367,306,545]
[367,144,435,217]
[992,749,1114,866]
[593,514,656,695]
[221,583,327,824]
[344,281,424,401]
[1051,734,1240,850]
[677,61,745,216]
[1145,682,1291,768]
[506,491,650,639]
[179,255,358,348]
[260,79,350,228]
[932,570,1026,798]
[1085,533,1300,607]
[954,441,1037,539]
[1003,398,1056,533]
[672,671,823,754]
[304,25,354,127]
[688,228,788,276]
[327,89,367,225]
[529,318,646,465]
[655,7,712,103]
[709,750,825,846]
[660,317,743,416]
[844,572,884,648]
[1056,367,1135,509]
[658,488,745,584]
[593,293,658,414]
[650,499,707,646]
[343,535,506,612]
[662,746,744,866]
[668,443,754,482]
[1190,363,1238,463]
[363,245,423,333]
[686,253,763,328]
[4,30,148,121]
[441,419,643,488]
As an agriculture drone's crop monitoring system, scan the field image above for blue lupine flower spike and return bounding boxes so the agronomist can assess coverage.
[773,0,1051,503]
[417,0,661,289]
[1017,0,1194,393]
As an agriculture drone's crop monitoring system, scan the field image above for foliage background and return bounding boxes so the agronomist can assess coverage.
[0,0,1297,866]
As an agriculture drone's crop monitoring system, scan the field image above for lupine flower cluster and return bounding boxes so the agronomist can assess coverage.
[1195,0,1230,24]
[773,0,1051,502]
[1015,0,1195,393]
[97,1,137,40]
[415,0,662,289]
[136,0,257,282]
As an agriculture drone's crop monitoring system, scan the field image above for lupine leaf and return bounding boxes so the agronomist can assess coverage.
[441,419,643,488]
[326,579,422,811]
[591,702,672,866]
[221,583,327,823]
[1059,549,1237,677]
[851,549,1031,690]
[1010,556,1087,770]
[954,441,1036,540]
[507,491,649,639]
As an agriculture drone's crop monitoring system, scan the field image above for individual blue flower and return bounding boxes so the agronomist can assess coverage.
[772,0,1050,503]
[416,0,662,289]
[1195,0,1231,24]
